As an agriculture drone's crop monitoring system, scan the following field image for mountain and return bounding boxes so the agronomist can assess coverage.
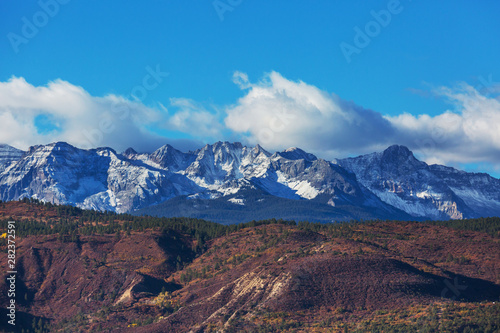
[428,164,500,218]
[0,143,24,172]
[336,145,500,220]
[134,188,409,224]
[0,141,499,222]
[0,142,201,213]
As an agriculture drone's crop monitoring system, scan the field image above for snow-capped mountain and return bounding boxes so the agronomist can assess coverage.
[0,142,202,213]
[126,141,395,212]
[336,145,500,219]
[0,141,499,221]
[0,144,24,172]
[428,164,500,218]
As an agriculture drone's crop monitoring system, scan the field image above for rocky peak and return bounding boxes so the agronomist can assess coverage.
[382,145,419,163]
[383,144,411,155]
[209,141,244,158]
[281,147,317,162]
[123,147,138,156]
[379,145,426,173]
[272,147,317,163]
[213,141,243,150]
[151,144,180,159]
[253,144,271,157]
[150,144,193,171]
[26,144,44,155]
[0,144,24,160]
[0,144,24,171]
[196,142,245,164]
[94,147,118,157]
[49,141,74,149]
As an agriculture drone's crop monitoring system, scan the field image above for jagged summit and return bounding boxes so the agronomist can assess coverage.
[383,144,412,155]
[143,144,194,172]
[50,141,73,148]
[252,144,271,156]
[278,147,317,162]
[378,145,426,175]
[0,144,24,171]
[123,147,138,156]
[382,145,413,162]
[0,143,24,155]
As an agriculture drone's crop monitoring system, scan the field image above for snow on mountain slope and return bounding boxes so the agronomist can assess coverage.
[183,142,247,188]
[0,141,499,220]
[0,144,24,172]
[0,142,202,213]
[178,143,402,214]
[336,145,480,219]
[428,164,500,218]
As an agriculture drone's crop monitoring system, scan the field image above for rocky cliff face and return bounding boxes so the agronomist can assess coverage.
[0,144,24,172]
[0,141,499,220]
[0,142,201,213]
[336,145,499,219]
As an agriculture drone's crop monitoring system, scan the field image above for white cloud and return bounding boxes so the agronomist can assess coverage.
[224,71,395,157]
[2,73,500,172]
[0,77,203,152]
[166,98,223,138]
[388,84,500,164]
[224,72,500,168]
[232,71,252,89]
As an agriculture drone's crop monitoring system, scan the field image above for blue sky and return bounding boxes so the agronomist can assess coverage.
[1,1,500,176]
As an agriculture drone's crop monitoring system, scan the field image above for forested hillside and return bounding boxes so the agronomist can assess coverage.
[0,200,499,332]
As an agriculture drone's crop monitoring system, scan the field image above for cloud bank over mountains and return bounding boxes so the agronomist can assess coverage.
[1,72,499,171]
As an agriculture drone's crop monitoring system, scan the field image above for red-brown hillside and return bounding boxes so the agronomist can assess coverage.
[0,201,498,332]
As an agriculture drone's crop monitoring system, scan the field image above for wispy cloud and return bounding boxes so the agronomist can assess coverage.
[166,98,224,139]
[389,83,500,164]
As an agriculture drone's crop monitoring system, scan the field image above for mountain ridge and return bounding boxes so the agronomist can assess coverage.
[0,141,499,222]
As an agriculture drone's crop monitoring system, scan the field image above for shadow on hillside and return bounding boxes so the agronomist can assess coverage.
[439,271,500,302]
[132,274,182,298]
[0,308,50,333]
[269,258,500,311]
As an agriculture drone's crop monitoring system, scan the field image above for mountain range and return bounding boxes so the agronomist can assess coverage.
[0,141,499,223]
